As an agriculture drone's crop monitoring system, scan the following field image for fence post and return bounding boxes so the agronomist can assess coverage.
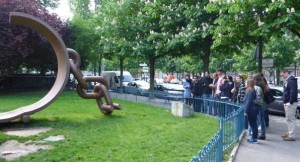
[217,118,223,162]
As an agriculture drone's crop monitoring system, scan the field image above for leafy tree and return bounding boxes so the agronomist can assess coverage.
[94,0,142,88]
[68,0,103,74]
[0,0,70,79]
[206,0,300,72]
[264,35,300,84]
[37,0,60,8]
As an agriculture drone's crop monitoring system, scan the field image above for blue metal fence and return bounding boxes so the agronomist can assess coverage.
[189,97,244,162]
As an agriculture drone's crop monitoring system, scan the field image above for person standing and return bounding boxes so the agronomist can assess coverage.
[215,69,225,99]
[231,75,243,102]
[253,73,268,140]
[244,78,259,143]
[209,72,218,98]
[260,72,270,127]
[220,77,232,99]
[183,75,193,105]
[227,76,234,100]
[281,69,298,141]
[201,71,213,114]
[191,75,202,112]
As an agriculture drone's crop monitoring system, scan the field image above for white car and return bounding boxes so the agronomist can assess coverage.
[124,81,150,96]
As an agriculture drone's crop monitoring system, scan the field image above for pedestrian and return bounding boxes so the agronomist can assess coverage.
[253,73,268,140]
[232,75,247,130]
[191,75,202,112]
[244,78,259,143]
[231,75,243,102]
[220,76,231,100]
[228,76,234,99]
[201,71,213,114]
[260,72,270,127]
[209,72,218,98]
[183,75,192,106]
[215,68,225,99]
[281,69,298,141]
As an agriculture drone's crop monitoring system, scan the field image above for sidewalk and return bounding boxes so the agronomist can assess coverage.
[234,115,300,162]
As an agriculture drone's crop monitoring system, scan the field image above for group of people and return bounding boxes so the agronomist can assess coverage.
[182,69,247,116]
[244,70,298,143]
[182,69,245,106]
[182,68,298,143]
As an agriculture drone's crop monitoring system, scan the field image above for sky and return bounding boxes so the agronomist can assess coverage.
[48,0,73,20]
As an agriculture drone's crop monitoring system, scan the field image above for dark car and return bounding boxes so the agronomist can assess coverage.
[268,87,300,119]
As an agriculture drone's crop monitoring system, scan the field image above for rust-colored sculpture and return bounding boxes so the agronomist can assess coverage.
[68,49,120,115]
[0,12,120,123]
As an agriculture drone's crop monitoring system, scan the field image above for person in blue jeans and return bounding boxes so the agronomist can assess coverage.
[243,78,259,143]
[183,75,192,106]
[253,73,268,140]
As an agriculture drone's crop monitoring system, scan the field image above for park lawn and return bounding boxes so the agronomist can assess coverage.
[0,91,218,162]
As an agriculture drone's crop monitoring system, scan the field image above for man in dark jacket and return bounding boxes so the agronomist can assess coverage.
[281,69,298,141]
[192,75,202,112]
[201,71,213,114]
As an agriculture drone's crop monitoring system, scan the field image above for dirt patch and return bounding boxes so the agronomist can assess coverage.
[3,127,52,137]
[0,127,65,161]
[0,140,53,161]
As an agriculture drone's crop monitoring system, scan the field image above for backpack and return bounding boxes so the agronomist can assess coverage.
[254,86,264,107]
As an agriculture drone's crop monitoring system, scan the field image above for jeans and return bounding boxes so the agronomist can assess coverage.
[193,96,201,112]
[258,103,267,137]
[265,108,269,127]
[248,111,258,139]
[202,94,212,114]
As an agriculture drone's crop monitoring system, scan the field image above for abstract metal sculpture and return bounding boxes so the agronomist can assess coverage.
[0,12,120,123]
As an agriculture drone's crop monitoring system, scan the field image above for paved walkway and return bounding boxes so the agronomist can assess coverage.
[234,115,300,162]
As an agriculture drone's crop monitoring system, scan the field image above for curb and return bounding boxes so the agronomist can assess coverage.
[228,130,246,162]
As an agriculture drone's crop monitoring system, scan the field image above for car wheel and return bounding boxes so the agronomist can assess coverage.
[296,108,300,119]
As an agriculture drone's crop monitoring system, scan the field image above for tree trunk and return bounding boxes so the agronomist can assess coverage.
[258,36,263,73]
[119,57,124,93]
[276,69,281,85]
[149,57,156,98]
[98,53,103,76]
[202,36,212,73]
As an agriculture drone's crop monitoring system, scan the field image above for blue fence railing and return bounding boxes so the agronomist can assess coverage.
[189,97,244,162]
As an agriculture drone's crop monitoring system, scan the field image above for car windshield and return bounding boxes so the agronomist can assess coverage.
[118,75,134,82]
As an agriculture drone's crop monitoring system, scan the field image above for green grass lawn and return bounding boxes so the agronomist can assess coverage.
[0,91,218,162]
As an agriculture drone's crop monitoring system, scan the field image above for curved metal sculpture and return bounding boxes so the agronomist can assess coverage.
[68,49,120,115]
[0,12,120,123]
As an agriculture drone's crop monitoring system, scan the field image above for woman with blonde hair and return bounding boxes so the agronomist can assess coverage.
[244,78,259,143]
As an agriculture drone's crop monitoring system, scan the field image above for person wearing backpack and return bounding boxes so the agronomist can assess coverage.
[253,73,268,140]
[244,78,259,143]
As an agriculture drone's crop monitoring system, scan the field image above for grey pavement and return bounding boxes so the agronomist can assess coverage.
[234,115,300,162]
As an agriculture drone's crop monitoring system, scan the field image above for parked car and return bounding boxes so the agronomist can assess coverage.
[268,87,300,119]
[151,84,183,101]
[124,81,150,96]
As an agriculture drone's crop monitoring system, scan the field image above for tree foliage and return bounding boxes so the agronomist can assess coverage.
[0,0,70,78]
[207,0,300,48]
[68,0,300,81]
[36,0,60,9]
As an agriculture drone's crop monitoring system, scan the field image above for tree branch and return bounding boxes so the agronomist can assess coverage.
[288,28,300,38]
